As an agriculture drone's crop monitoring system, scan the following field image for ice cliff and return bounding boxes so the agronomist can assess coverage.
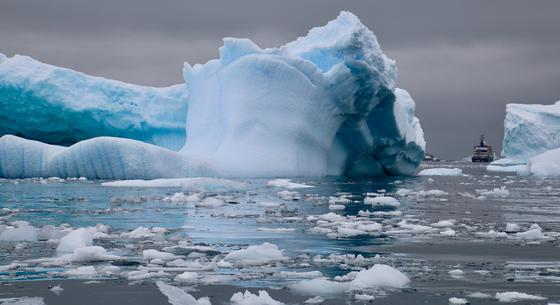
[492,101,560,177]
[0,53,188,150]
[0,11,425,179]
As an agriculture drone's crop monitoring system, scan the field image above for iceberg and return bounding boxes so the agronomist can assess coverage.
[0,11,425,179]
[501,102,560,163]
[493,101,560,176]
[0,53,188,150]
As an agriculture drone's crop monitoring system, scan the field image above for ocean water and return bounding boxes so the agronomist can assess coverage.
[1,162,560,303]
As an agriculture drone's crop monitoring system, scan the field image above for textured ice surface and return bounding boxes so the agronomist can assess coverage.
[0,135,204,179]
[501,102,560,163]
[495,101,560,176]
[0,53,188,150]
[417,168,463,176]
[182,12,424,177]
[0,11,425,178]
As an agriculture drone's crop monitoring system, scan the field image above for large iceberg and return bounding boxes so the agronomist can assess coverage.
[492,101,560,176]
[0,11,425,179]
[0,53,188,150]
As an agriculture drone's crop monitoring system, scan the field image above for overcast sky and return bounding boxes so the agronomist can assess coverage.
[1,0,559,159]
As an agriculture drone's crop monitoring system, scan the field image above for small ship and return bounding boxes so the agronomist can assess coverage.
[471,134,494,162]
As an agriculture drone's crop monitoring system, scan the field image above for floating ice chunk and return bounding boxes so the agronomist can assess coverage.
[440,229,456,236]
[62,266,97,278]
[143,249,179,261]
[156,281,211,305]
[276,271,323,279]
[505,223,521,233]
[49,284,63,295]
[328,204,346,211]
[256,201,282,208]
[0,225,38,242]
[56,228,93,253]
[163,192,203,203]
[328,196,351,205]
[0,297,46,305]
[175,271,199,283]
[416,190,449,197]
[64,246,120,262]
[230,290,284,305]
[495,291,547,302]
[102,177,247,192]
[431,220,455,228]
[476,186,510,198]
[292,265,408,296]
[395,188,413,196]
[126,270,171,281]
[388,220,433,235]
[121,226,162,238]
[290,278,349,297]
[355,294,375,301]
[351,264,410,289]
[364,196,400,208]
[449,297,467,305]
[256,227,296,233]
[476,230,508,238]
[418,168,463,176]
[448,269,464,278]
[267,179,313,189]
[515,224,547,240]
[304,296,325,304]
[467,292,492,298]
[194,197,226,208]
[224,242,286,265]
[277,191,300,201]
[487,164,529,174]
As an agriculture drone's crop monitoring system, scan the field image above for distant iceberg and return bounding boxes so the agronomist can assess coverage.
[492,101,560,176]
[0,11,425,179]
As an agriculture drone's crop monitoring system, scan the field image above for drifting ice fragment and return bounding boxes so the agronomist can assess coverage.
[417,168,462,176]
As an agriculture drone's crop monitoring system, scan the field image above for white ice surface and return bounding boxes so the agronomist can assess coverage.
[417,168,463,176]
[495,291,546,302]
[156,281,211,305]
[223,242,286,265]
[230,290,284,305]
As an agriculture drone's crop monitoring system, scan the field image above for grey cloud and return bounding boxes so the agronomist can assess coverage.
[1,0,559,159]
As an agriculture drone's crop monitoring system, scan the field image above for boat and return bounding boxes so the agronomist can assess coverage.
[472,135,494,162]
